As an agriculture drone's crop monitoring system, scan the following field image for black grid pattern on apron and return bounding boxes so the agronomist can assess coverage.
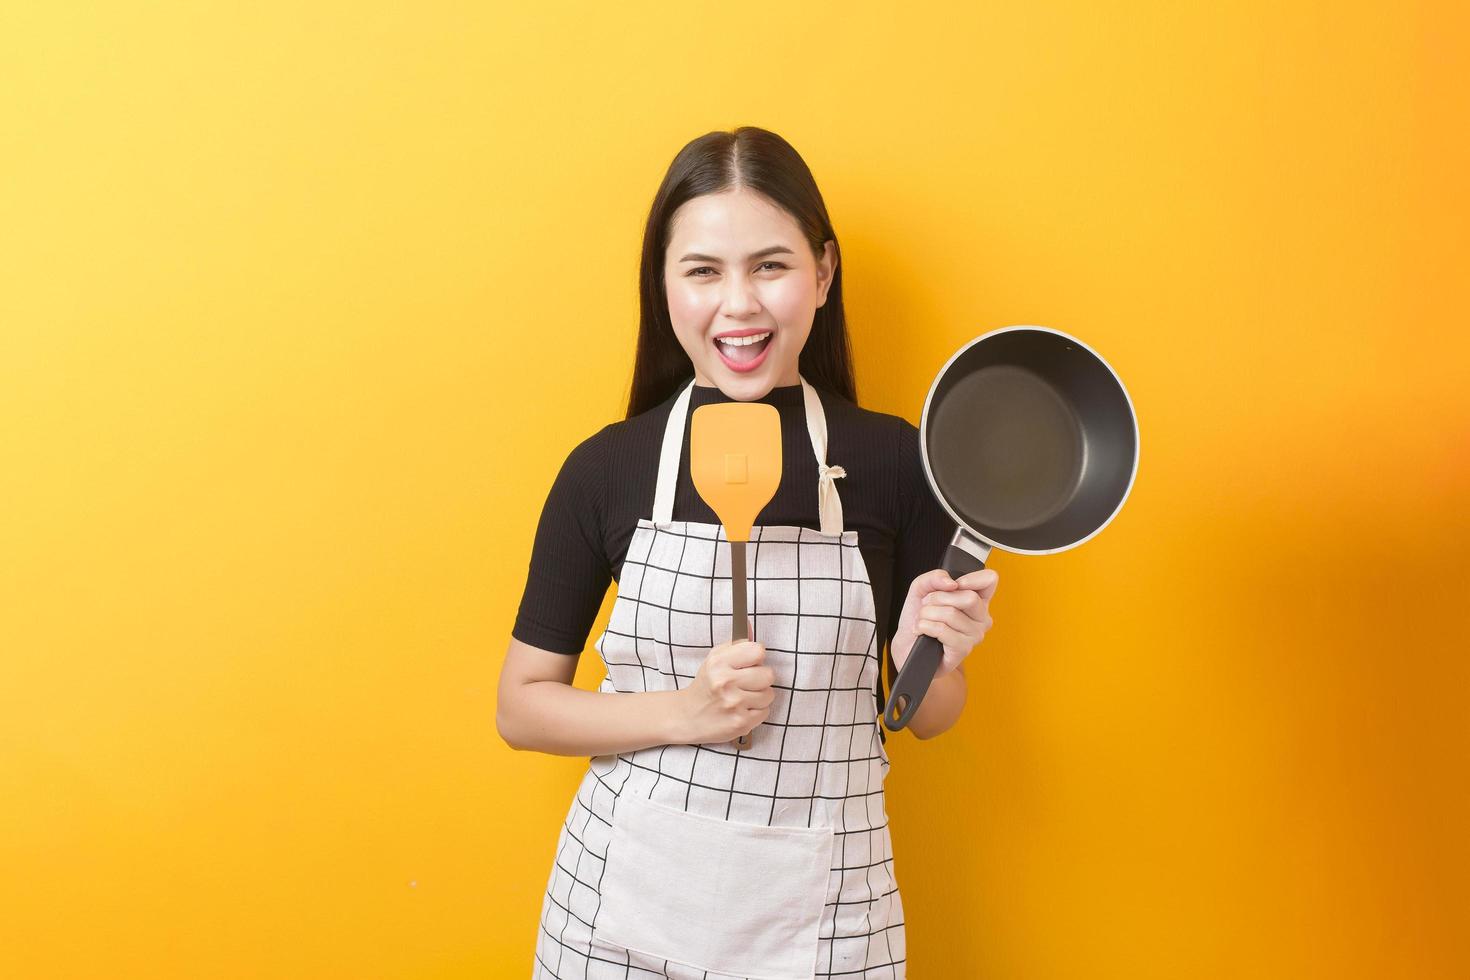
[532,519,906,979]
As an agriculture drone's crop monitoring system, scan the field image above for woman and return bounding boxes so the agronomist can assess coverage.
[500,127,999,979]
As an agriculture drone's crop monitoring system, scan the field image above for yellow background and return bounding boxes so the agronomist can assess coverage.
[2,2,1466,977]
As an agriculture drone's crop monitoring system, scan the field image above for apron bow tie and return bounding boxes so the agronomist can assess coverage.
[817,463,847,535]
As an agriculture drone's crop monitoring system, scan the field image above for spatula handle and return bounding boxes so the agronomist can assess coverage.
[728,540,755,751]
[730,540,748,642]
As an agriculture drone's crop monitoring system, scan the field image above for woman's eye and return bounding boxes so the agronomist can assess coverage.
[687,262,788,278]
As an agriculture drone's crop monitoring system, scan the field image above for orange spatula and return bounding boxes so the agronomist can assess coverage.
[690,401,782,751]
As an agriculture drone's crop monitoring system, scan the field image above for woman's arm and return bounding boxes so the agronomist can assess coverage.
[497,637,690,757]
[905,662,967,740]
[889,567,997,740]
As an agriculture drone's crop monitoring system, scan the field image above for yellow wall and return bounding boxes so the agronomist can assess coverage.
[3,2,1465,977]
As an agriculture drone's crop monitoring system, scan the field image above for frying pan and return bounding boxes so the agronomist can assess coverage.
[882,325,1140,732]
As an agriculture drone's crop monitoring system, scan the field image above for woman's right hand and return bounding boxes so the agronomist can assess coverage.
[675,639,776,744]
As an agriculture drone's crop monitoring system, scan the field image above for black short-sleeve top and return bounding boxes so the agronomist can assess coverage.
[511,378,957,742]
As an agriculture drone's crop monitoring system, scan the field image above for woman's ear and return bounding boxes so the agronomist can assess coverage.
[815,240,837,307]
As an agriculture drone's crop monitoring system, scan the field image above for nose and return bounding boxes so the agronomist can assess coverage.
[720,273,762,318]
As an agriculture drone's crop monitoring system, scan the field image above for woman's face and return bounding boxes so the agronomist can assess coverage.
[663,188,836,400]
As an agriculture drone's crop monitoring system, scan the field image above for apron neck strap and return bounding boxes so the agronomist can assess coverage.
[651,373,846,534]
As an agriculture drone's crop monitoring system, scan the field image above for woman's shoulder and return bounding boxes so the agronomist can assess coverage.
[555,388,678,478]
[815,388,926,520]
[593,387,680,450]
[818,386,918,442]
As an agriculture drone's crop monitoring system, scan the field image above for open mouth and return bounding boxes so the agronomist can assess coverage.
[713,332,773,372]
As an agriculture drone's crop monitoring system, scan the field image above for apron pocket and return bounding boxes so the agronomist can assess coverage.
[595,792,835,980]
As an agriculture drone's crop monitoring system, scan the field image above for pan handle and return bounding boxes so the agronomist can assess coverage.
[883,527,989,731]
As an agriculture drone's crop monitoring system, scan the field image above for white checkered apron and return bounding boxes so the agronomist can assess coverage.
[532,376,905,979]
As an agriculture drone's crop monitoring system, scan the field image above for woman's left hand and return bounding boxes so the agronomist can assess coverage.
[890,568,999,679]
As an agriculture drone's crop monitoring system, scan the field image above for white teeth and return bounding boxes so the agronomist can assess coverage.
[716,332,771,347]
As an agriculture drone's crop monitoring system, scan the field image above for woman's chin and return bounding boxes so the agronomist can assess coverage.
[711,367,799,401]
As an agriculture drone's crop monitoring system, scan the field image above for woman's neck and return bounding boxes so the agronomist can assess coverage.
[688,379,805,406]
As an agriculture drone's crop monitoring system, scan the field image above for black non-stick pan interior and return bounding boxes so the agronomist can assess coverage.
[925,330,1137,553]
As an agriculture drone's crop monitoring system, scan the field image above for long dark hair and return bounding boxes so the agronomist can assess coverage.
[625,127,858,419]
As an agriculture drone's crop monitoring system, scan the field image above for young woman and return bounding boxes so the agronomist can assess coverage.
[500,127,999,980]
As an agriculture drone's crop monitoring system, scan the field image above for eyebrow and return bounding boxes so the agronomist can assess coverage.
[678,245,796,263]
